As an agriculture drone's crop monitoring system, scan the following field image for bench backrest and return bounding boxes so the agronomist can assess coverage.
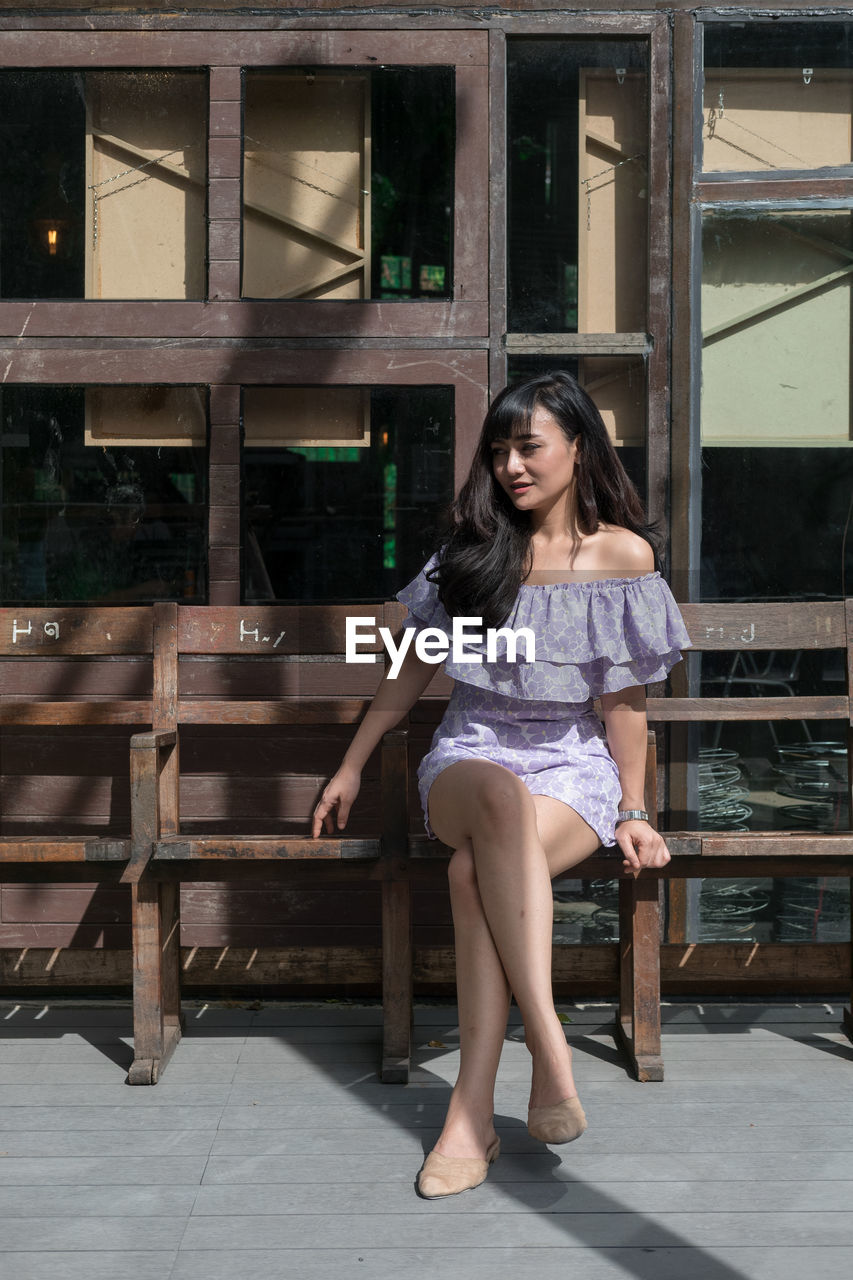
[0,607,154,726]
[151,602,403,835]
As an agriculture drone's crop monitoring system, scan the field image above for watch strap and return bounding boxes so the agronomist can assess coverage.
[615,809,649,824]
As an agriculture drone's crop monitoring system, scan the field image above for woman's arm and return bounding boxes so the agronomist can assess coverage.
[599,684,670,871]
[312,634,437,836]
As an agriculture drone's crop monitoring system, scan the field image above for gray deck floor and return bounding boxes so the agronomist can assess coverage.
[0,996,852,1280]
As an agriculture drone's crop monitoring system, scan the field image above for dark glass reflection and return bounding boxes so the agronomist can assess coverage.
[0,72,85,298]
[0,386,208,603]
[705,21,853,71]
[701,448,853,600]
[507,38,647,333]
[242,387,453,602]
[372,69,454,299]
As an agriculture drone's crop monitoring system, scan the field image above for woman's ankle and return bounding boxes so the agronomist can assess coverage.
[525,1023,577,1108]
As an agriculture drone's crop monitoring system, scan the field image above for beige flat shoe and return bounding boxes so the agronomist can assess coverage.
[527,1095,587,1144]
[416,1137,501,1199]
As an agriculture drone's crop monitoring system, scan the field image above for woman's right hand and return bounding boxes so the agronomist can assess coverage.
[311,764,361,837]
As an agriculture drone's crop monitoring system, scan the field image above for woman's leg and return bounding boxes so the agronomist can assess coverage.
[427,761,602,1157]
[430,840,510,1160]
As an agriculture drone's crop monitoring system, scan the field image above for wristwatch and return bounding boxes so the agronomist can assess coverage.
[615,809,649,825]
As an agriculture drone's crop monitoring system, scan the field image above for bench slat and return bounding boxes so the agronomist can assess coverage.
[153,836,380,861]
[176,699,370,724]
[1,701,152,726]
[0,838,129,862]
[645,695,848,721]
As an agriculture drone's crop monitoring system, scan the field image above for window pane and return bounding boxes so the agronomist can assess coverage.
[507,39,648,334]
[671,658,850,943]
[701,209,853,599]
[1,385,208,603]
[0,70,207,300]
[242,69,453,301]
[703,22,853,173]
[242,386,453,601]
[507,355,647,497]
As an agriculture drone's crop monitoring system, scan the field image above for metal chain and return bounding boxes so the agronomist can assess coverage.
[88,145,191,247]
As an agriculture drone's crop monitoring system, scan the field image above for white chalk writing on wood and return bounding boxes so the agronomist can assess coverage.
[11,620,61,643]
[240,620,286,647]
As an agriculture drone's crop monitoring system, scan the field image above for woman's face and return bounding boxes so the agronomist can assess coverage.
[490,405,579,515]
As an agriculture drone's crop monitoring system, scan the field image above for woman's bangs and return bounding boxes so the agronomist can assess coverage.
[484,385,540,444]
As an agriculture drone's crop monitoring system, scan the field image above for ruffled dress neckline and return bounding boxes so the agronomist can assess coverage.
[396,557,691,705]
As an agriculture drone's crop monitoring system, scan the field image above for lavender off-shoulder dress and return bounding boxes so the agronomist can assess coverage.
[396,555,692,848]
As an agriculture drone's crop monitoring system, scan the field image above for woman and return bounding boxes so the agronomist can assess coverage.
[312,371,691,1199]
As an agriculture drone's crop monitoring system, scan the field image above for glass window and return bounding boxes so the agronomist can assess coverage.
[700,208,853,599]
[242,68,453,300]
[507,354,647,498]
[0,385,208,603]
[242,385,453,601]
[703,22,853,173]
[0,70,208,300]
[507,39,648,334]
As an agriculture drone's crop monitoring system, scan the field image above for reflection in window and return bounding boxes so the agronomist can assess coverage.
[0,386,208,603]
[507,39,648,334]
[703,22,853,173]
[681,661,850,944]
[700,209,853,599]
[242,69,453,300]
[242,386,453,601]
[0,71,207,300]
[507,355,647,498]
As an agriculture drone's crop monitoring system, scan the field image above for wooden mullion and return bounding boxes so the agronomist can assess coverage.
[646,16,673,549]
[696,177,853,203]
[488,25,507,397]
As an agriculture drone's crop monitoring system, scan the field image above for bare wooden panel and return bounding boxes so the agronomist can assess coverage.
[703,69,853,173]
[85,386,207,447]
[578,68,647,333]
[86,72,207,299]
[242,74,368,301]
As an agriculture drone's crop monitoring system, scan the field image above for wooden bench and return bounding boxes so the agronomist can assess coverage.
[400,598,853,1081]
[127,601,409,1084]
[0,608,154,982]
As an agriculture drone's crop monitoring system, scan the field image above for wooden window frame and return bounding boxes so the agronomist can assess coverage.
[0,28,489,339]
[668,10,853,950]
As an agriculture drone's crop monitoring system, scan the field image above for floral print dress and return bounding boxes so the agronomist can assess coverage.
[396,554,692,847]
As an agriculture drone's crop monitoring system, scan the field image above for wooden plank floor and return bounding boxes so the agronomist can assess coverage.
[0,996,852,1279]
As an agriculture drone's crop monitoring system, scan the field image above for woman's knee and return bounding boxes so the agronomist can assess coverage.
[472,768,533,829]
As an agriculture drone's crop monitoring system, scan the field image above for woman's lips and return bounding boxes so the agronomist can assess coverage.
[510,483,531,493]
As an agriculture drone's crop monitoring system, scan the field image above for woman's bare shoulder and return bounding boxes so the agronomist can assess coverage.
[593,525,655,574]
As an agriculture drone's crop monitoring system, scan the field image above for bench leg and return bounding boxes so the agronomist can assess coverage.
[615,875,664,1082]
[128,878,183,1084]
[381,878,412,1083]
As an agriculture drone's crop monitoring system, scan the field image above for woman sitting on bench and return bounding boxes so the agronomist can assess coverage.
[313,370,691,1199]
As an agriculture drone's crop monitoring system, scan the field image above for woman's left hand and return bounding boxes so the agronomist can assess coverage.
[615,819,671,872]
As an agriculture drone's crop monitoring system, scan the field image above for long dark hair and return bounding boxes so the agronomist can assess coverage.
[430,371,660,629]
